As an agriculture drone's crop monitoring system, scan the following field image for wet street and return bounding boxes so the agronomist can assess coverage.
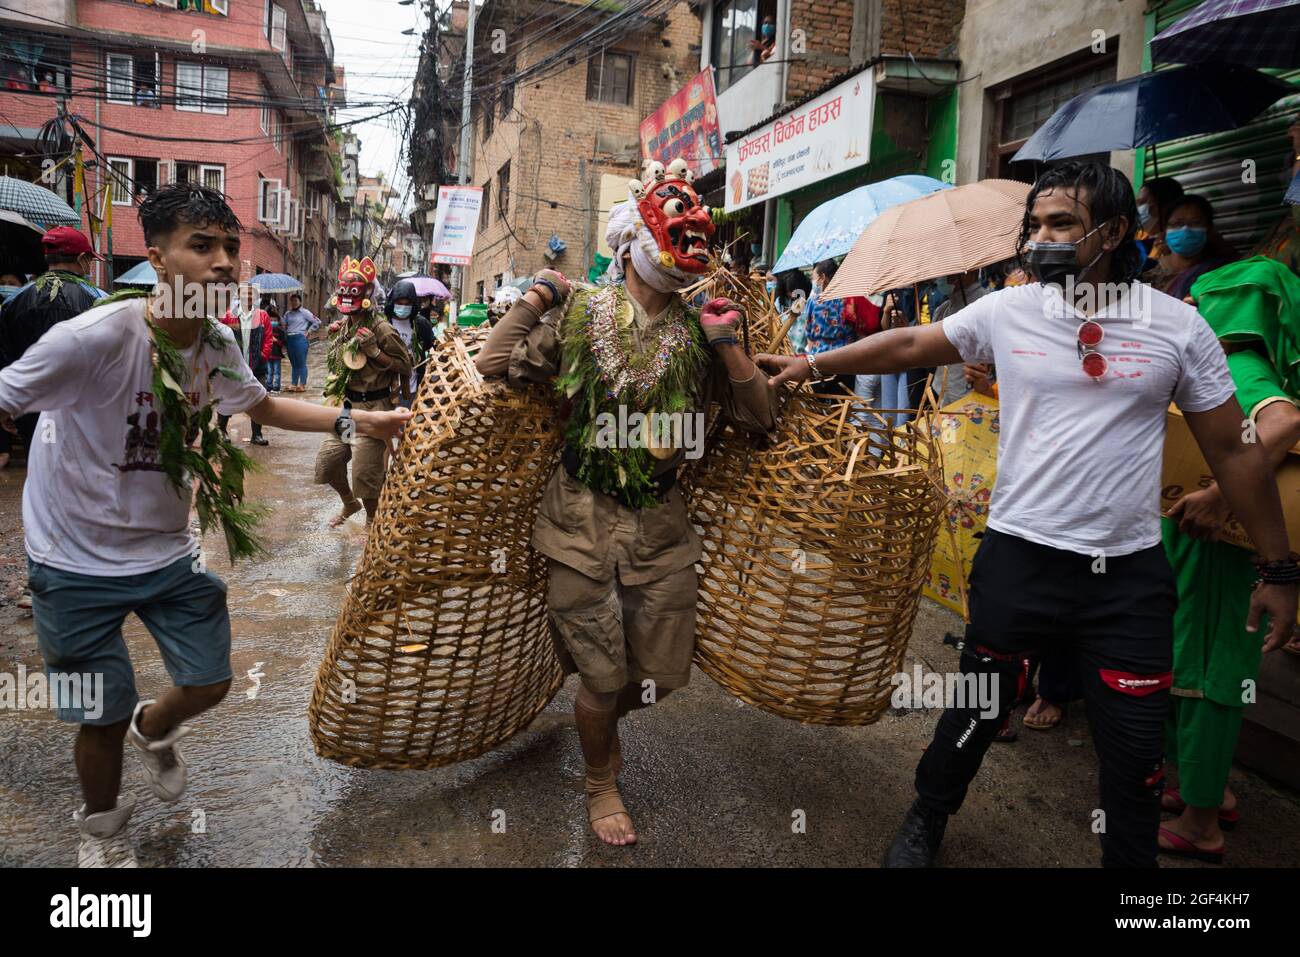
[2,357,1299,868]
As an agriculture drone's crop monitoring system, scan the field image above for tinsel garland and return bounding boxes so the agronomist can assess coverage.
[556,284,708,508]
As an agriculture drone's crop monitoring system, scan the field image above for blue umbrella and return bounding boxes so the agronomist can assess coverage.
[114,260,157,286]
[1012,64,1292,164]
[248,272,303,293]
[772,175,951,273]
[1151,0,1300,70]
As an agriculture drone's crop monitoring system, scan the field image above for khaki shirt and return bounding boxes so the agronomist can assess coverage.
[476,288,778,583]
[335,315,413,395]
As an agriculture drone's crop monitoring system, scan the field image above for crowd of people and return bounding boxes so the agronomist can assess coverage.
[1,140,1299,869]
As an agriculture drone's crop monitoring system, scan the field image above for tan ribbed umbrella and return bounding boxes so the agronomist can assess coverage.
[822,179,1032,299]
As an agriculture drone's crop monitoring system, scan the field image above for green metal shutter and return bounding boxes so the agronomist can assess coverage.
[1140,0,1300,252]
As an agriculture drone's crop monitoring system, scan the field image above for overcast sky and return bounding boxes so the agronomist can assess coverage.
[317,0,427,203]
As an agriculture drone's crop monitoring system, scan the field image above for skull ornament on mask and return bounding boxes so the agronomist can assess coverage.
[635,157,714,273]
[331,256,378,315]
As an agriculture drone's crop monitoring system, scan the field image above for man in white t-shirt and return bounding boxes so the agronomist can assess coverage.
[0,184,411,867]
[757,162,1298,868]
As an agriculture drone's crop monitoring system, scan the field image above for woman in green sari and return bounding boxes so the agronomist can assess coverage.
[1160,256,1300,863]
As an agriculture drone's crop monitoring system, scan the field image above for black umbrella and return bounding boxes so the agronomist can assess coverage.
[1151,0,1300,70]
[1012,64,1292,169]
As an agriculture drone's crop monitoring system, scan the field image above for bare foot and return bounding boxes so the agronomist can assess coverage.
[329,500,362,527]
[1023,697,1063,729]
[591,811,637,846]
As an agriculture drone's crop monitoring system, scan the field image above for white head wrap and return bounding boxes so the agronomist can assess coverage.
[604,199,694,294]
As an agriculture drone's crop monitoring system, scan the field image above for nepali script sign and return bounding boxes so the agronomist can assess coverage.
[723,69,874,213]
[640,69,724,180]
[431,186,484,266]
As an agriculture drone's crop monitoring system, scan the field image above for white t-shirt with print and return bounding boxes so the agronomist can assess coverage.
[941,281,1235,556]
[0,296,267,575]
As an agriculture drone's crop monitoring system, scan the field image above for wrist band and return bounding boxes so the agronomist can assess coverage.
[708,336,738,348]
[1253,553,1300,585]
[533,279,561,308]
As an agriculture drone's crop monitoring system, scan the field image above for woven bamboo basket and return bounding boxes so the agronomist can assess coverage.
[307,331,566,769]
[682,271,946,725]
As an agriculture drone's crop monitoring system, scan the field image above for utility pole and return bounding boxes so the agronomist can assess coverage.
[450,0,476,310]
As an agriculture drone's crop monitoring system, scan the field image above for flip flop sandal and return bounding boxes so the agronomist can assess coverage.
[1022,699,1066,730]
[1160,788,1240,831]
[1157,826,1224,864]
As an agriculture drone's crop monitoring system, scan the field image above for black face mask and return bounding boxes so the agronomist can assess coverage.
[1024,219,1111,288]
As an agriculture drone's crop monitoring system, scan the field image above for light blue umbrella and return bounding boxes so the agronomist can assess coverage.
[248,272,303,293]
[772,175,952,273]
[114,260,157,286]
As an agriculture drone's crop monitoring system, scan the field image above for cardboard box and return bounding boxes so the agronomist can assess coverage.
[1161,406,1300,552]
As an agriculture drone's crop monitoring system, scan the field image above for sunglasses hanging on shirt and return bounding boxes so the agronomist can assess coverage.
[1077,319,1107,379]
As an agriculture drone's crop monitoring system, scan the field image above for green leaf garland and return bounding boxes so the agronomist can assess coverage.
[556,284,708,509]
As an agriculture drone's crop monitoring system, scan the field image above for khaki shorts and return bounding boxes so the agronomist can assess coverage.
[547,557,697,694]
[313,397,391,500]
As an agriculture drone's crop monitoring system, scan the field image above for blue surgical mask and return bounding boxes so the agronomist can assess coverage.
[762,23,775,38]
[1165,226,1207,257]
[394,304,413,319]
[765,281,778,294]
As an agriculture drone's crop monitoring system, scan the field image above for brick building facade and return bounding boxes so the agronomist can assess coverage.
[0,0,343,309]
[458,0,704,302]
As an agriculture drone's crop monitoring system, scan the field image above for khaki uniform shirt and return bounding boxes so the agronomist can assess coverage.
[477,288,777,584]
[336,315,413,397]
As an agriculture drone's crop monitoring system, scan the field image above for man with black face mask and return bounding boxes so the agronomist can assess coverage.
[756,161,1298,868]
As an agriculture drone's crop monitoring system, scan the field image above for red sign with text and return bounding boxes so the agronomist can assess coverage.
[640,69,724,179]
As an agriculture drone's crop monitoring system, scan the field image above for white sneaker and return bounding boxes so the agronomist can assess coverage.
[74,797,139,868]
[128,699,193,802]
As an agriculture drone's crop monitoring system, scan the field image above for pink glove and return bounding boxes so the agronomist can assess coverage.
[700,297,742,347]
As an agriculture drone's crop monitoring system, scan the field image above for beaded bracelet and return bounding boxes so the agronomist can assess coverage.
[1253,553,1300,585]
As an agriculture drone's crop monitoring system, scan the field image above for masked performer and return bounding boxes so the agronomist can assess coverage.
[315,257,413,527]
[474,157,777,845]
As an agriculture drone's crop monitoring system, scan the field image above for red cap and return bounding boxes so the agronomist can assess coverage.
[41,226,103,260]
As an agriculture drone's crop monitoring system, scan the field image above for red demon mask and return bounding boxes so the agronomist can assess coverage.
[636,169,714,273]
[332,256,377,315]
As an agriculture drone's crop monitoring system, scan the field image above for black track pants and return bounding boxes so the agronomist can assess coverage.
[914,528,1176,867]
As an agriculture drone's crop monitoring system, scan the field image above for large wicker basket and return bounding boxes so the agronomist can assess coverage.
[307,332,565,769]
[684,390,944,725]
[682,270,946,725]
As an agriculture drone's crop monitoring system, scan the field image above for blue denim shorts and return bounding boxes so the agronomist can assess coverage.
[27,555,233,726]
